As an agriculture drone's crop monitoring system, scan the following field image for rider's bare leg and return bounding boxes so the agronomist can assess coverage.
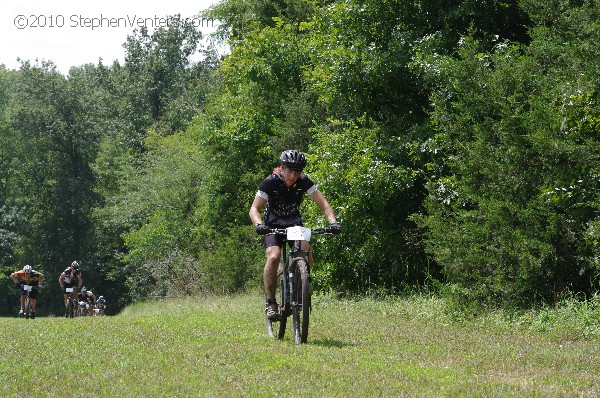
[264,245,281,301]
[301,241,312,269]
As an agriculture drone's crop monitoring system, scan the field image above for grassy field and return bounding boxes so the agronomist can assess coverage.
[1,293,598,397]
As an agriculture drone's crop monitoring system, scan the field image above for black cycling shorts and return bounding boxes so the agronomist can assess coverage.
[20,286,39,299]
[264,232,289,249]
[263,226,309,249]
[63,282,78,294]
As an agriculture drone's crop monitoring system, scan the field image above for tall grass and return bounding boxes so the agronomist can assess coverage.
[1,293,598,397]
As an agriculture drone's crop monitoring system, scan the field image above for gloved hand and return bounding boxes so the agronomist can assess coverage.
[255,224,269,235]
[328,222,342,234]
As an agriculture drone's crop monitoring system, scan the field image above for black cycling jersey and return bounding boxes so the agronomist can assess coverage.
[257,171,317,227]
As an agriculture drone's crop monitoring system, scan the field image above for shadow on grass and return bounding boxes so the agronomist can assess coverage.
[309,337,353,348]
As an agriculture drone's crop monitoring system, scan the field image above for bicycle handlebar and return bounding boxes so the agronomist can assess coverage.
[265,226,340,235]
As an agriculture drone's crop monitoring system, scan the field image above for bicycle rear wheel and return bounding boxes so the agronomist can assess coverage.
[292,259,310,344]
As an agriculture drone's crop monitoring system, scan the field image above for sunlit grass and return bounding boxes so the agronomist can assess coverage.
[1,293,598,397]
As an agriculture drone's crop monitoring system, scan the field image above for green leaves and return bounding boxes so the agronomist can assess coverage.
[1,0,597,312]
[303,0,424,123]
[306,119,429,292]
[419,0,600,307]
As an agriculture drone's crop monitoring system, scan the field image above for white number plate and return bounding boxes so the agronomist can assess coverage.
[65,287,74,293]
[286,226,312,241]
[23,285,33,291]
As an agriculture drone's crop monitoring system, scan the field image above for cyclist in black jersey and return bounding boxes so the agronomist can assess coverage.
[249,150,341,319]
[78,286,97,316]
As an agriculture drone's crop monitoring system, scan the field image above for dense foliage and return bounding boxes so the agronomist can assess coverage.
[0,1,597,314]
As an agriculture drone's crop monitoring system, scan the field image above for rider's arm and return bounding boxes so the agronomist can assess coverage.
[309,189,337,224]
[39,273,45,285]
[10,272,18,284]
[77,273,83,287]
[58,273,64,287]
[249,195,267,226]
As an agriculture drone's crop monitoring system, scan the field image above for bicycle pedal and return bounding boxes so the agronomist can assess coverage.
[267,313,280,321]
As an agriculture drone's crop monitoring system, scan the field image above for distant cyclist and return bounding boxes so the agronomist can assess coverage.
[249,150,341,320]
[59,261,83,312]
[10,265,45,318]
[96,295,107,315]
[78,286,97,316]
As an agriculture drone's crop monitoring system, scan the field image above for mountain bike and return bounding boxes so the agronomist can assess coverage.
[264,225,337,344]
[22,284,40,319]
[65,287,77,318]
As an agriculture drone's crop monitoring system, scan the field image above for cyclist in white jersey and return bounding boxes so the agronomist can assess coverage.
[59,261,83,311]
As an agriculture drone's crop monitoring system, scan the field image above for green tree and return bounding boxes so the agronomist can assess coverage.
[92,19,220,301]
[205,0,325,42]
[306,120,431,293]
[118,131,207,297]
[189,0,533,295]
[417,0,599,307]
[122,17,207,136]
[5,61,104,312]
[0,67,22,313]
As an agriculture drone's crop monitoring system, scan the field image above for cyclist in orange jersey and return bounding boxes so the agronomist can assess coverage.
[11,265,44,318]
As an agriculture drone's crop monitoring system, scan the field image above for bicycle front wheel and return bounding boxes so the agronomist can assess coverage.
[292,259,310,344]
[67,297,75,318]
[266,272,289,339]
[25,295,32,319]
[277,272,289,339]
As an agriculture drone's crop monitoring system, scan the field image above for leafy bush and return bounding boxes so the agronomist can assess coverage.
[417,2,600,307]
